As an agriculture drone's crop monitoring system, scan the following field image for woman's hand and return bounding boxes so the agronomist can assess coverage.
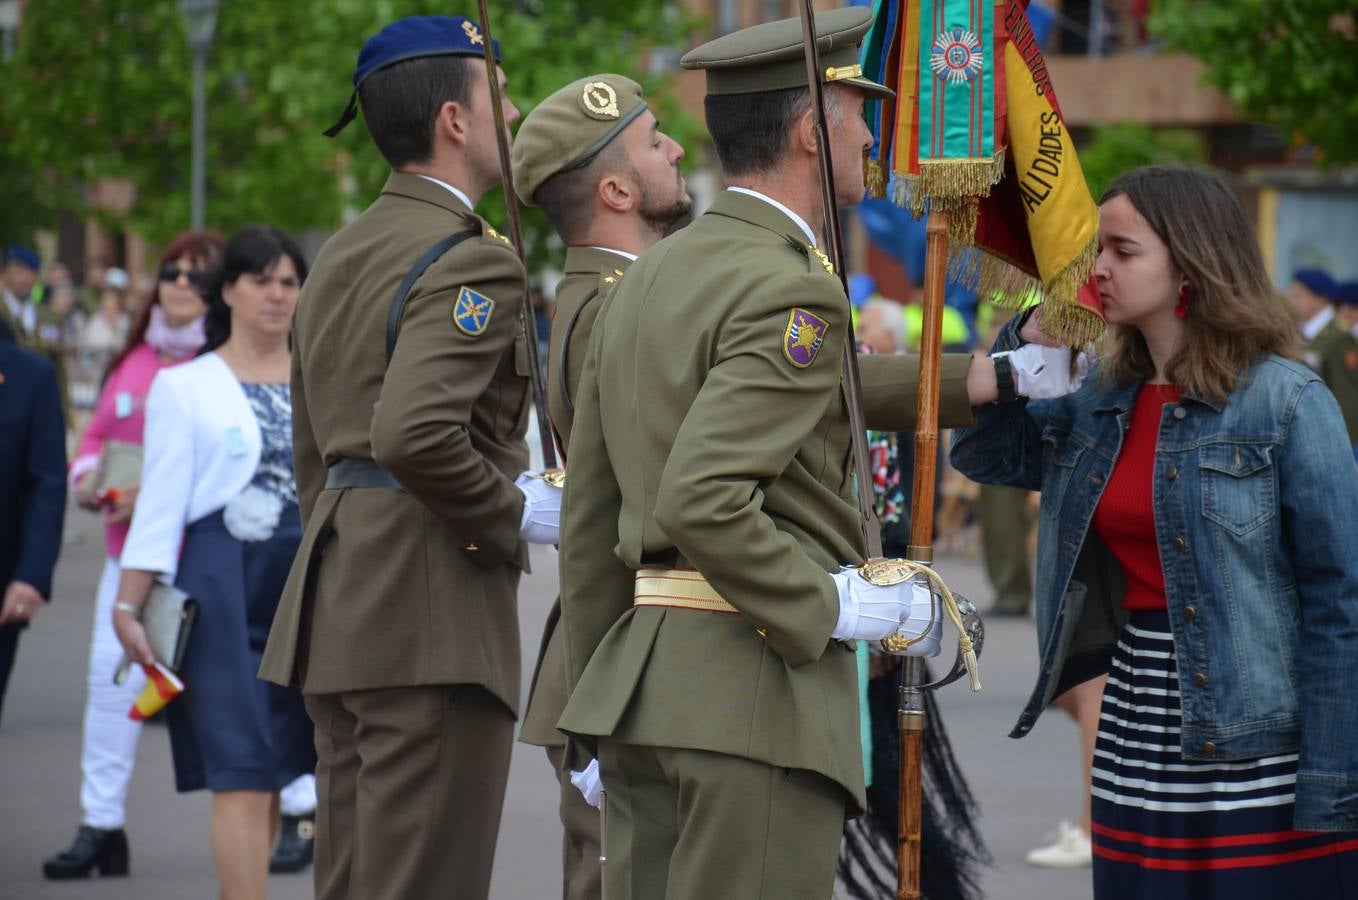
[112,607,156,666]
[0,581,43,625]
[105,484,140,524]
[74,472,101,512]
[1018,304,1066,348]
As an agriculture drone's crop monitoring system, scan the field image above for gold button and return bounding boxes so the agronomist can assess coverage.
[1192,672,1207,686]
[1203,741,1217,756]
[1173,536,1188,551]
[1167,467,1179,480]
[1184,606,1197,620]
[464,543,478,552]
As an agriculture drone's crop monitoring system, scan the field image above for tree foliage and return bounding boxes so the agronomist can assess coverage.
[0,0,701,259]
[1149,0,1358,165]
[1077,124,1208,201]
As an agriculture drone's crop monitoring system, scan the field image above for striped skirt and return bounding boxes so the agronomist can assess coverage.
[1090,610,1358,899]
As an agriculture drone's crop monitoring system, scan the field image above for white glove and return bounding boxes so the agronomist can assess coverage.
[570,759,603,809]
[516,471,562,545]
[993,344,1091,400]
[829,569,942,656]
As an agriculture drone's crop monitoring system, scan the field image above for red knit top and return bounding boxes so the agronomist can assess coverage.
[1091,383,1182,611]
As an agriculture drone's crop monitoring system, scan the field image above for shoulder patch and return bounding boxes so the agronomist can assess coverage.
[783,307,830,368]
[453,286,495,336]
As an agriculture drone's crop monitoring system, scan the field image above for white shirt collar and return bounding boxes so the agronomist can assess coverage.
[1301,304,1335,341]
[588,246,638,262]
[416,175,474,212]
[726,187,818,248]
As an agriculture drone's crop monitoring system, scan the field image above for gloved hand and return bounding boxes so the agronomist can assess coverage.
[829,568,941,656]
[570,759,603,809]
[516,471,562,545]
[993,344,1091,400]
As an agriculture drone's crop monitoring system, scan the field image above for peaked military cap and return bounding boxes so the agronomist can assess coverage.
[1293,268,1338,301]
[511,74,648,206]
[324,15,502,137]
[680,6,892,99]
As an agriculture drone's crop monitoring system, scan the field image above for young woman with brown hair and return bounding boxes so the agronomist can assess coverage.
[952,165,1358,898]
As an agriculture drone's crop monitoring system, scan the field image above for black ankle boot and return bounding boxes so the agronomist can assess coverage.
[269,813,315,874]
[42,826,130,879]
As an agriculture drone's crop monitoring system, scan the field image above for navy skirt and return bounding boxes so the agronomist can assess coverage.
[166,504,316,793]
[1091,610,1358,899]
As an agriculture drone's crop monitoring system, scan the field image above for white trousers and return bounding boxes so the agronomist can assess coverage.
[80,558,145,829]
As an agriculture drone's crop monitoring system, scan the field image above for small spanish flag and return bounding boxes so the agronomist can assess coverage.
[129,661,184,721]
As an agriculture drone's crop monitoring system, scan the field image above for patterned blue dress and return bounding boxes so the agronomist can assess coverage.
[165,382,315,793]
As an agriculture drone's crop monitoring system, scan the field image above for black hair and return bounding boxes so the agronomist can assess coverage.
[533,140,631,244]
[359,55,473,169]
[202,226,308,353]
[704,86,812,178]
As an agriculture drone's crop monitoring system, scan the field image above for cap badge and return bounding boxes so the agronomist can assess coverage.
[581,81,620,120]
[783,308,829,369]
[462,21,484,46]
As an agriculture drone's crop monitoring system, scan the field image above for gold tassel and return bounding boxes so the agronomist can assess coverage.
[1039,301,1105,348]
[864,157,887,201]
[916,149,1006,201]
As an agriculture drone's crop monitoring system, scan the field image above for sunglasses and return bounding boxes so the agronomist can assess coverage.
[158,263,209,291]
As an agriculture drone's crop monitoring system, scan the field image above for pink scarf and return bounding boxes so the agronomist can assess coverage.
[144,303,206,360]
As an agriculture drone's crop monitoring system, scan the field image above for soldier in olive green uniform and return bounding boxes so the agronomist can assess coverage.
[510,75,691,900]
[1294,270,1358,448]
[258,17,562,900]
[553,10,1003,898]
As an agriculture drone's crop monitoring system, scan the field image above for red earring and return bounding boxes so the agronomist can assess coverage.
[1175,284,1191,319]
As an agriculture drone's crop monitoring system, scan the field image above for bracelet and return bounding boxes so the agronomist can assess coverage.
[113,602,142,617]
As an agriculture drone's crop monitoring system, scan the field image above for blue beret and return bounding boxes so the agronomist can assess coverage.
[1293,268,1337,300]
[848,273,877,309]
[1336,281,1358,307]
[4,245,40,270]
[324,16,503,138]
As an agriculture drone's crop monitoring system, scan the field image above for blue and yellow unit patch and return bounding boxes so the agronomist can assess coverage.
[453,286,495,336]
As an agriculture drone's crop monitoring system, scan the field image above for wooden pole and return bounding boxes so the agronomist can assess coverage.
[896,208,950,900]
[474,0,558,469]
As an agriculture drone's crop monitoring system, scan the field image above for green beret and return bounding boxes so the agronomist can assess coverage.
[511,74,649,206]
[680,6,892,99]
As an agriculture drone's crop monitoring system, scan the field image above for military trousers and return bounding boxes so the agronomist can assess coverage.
[598,739,847,900]
[547,743,603,900]
[304,683,514,900]
[978,483,1034,614]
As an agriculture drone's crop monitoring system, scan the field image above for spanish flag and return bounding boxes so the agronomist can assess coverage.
[129,661,184,721]
[862,0,1104,345]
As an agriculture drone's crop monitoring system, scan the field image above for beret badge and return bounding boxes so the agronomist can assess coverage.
[581,81,621,120]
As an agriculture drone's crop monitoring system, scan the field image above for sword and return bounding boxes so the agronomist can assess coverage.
[474,0,558,469]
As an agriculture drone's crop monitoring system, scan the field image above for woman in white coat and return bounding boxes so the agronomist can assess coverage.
[113,226,315,900]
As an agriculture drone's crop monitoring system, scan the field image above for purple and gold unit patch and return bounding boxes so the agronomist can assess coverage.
[783,307,829,369]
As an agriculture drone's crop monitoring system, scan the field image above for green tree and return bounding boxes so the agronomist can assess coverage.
[0,0,700,260]
[1077,124,1208,200]
[1149,0,1358,165]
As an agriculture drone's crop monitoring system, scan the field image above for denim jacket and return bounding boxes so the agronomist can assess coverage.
[951,315,1358,831]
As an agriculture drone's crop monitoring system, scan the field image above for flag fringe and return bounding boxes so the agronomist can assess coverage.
[865,157,889,201]
[916,149,1006,202]
[1039,299,1106,347]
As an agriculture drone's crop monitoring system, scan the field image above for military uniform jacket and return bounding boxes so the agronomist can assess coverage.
[520,246,631,748]
[555,190,973,809]
[1310,319,1358,447]
[259,173,532,713]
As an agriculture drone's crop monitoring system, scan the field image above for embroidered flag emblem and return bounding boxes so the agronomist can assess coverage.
[453,287,495,336]
[783,308,830,368]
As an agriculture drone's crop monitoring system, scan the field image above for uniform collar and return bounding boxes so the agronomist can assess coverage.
[587,246,639,262]
[381,171,475,216]
[720,188,818,248]
[565,246,634,275]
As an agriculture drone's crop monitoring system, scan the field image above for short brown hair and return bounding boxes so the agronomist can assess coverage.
[360,56,472,169]
[1099,165,1300,404]
[533,139,631,243]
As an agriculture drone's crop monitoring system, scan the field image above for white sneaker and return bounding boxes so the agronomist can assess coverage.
[1024,820,1092,869]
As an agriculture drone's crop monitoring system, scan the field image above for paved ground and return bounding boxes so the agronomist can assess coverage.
[0,505,1095,899]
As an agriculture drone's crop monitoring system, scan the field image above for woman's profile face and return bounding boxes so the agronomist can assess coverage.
[222,254,301,341]
[158,254,210,328]
[1093,194,1181,330]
